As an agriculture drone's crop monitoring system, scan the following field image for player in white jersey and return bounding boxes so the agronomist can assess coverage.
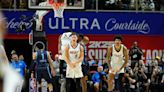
[0,12,22,92]
[106,35,128,92]
[64,32,84,92]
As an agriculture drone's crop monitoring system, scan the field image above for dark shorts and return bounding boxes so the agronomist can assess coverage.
[66,78,81,92]
[36,67,52,83]
[60,60,67,77]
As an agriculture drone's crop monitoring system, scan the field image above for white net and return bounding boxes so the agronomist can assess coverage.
[52,3,65,18]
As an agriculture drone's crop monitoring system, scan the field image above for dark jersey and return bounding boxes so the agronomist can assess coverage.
[36,50,49,69]
[129,47,142,60]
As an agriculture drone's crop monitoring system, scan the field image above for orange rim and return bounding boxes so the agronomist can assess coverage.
[52,3,65,10]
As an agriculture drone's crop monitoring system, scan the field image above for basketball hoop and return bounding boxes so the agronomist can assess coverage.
[49,0,65,18]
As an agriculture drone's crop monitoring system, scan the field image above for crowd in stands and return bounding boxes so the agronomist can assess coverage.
[86,0,164,11]
[0,0,164,11]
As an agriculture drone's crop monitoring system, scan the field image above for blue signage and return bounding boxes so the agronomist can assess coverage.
[3,11,35,34]
[3,11,164,35]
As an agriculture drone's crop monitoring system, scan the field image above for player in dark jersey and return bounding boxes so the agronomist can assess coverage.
[33,43,55,92]
[78,34,89,92]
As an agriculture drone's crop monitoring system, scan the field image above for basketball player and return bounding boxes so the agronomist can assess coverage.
[106,35,128,92]
[64,32,84,92]
[78,34,89,92]
[33,43,55,92]
[0,11,22,92]
[58,30,72,92]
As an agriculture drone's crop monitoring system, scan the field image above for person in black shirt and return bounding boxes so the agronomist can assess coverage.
[129,41,143,69]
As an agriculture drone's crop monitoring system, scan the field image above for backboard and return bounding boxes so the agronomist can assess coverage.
[28,0,85,9]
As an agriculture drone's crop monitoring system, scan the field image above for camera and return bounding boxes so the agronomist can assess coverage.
[125,67,131,73]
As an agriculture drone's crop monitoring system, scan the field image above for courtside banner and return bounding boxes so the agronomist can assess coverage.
[44,11,164,35]
[3,11,164,35]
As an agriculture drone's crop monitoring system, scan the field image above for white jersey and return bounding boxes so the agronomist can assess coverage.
[66,43,83,78]
[60,32,72,60]
[111,44,125,73]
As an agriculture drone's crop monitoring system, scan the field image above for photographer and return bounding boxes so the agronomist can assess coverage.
[150,57,162,92]
[129,41,143,69]
[133,60,148,92]
[151,57,161,83]
[122,66,139,92]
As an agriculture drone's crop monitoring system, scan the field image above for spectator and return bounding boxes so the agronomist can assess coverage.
[122,66,139,92]
[104,0,117,10]
[158,56,164,72]
[151,57,162,83]
[133,60,148,92]
[149,57,163,92]
[91,66,107,92]
[89,59,97,66]
[129,41,143,69]
[29,71,36,92]
[19,54,24,61]
[139,0,155,11]
[52,54,60,92]
[11,54,27,77]
[10,50,17,63]
[10,53,27,92]
[53,54,60,78]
